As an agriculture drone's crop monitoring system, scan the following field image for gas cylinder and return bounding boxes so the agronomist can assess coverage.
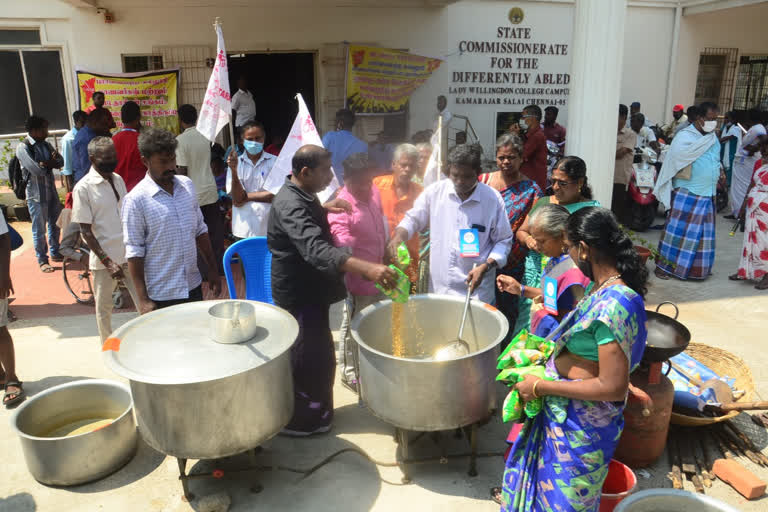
[613,362,674,468]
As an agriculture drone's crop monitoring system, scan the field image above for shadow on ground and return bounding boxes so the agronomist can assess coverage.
[0,492,36,512]
[64,438,166,494]
[176,435,384,511]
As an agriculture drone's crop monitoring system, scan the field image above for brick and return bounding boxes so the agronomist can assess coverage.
[712,458,766,500]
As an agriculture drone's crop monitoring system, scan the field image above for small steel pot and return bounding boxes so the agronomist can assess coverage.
[615,489,740,512]
[11,379,137,486]
[209,300,258,344]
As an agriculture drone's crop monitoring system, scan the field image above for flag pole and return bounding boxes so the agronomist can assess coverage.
[214,17,236,148]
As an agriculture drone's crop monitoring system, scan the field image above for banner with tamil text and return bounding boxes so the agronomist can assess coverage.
[76,68,181,134]
[346,45,442,114]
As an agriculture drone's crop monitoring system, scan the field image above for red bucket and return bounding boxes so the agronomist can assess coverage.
[600,459,637,512]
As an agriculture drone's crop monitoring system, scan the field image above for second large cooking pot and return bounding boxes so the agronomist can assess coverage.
[351,294,508,431]
[103,300,298,460]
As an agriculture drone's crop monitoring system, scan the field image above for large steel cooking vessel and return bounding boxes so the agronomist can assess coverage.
[11,379,137,486]
[351,294,508,431]
[103,300,298,459]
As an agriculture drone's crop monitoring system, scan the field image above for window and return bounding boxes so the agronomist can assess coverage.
[0,29,41,45]
[694,48,738,111]
[733,56,768,110]
[0,49,68,133]
[122,54,164,73]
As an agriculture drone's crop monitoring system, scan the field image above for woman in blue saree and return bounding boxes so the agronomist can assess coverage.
[499,207,648,511]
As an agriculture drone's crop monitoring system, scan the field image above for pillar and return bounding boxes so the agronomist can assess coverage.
[566,0,628,208]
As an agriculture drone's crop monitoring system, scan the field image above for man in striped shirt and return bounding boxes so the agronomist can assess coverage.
[122,128,221,315]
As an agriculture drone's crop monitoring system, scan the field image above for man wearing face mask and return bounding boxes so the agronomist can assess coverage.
[511,105,548,190]
[226,119,277,239]
[72,137,141,342]
[388,144,514,304]
[654,102,722,281]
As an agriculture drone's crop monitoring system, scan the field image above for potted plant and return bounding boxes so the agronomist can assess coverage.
[619,224,669,267]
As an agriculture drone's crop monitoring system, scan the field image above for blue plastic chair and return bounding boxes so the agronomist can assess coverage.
[223,237,273,304]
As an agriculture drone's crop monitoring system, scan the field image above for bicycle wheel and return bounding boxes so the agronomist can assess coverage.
[63,250,95,305]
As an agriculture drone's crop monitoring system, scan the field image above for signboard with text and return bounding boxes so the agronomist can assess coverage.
[76,68,180,134]
[346,45,442,114]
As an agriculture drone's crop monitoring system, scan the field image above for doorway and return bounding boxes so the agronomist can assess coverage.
[227,52,316,146]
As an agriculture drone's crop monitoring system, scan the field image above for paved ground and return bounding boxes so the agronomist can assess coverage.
[1,213,767,512]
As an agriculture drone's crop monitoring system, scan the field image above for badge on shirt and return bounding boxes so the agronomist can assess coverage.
[459,228,480,258]
[543,276,558,315]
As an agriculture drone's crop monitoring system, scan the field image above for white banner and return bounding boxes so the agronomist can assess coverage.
[422,115,444,187]
[264,94,340,203]
[197,23,231,142]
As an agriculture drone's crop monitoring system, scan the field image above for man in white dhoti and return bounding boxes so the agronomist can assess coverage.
[730,110,766,218]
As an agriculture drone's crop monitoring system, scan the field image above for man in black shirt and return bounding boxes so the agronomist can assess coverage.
[268,144,395,436]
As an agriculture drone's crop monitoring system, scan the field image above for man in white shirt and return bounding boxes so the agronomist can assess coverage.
[226,120,277,238]
[630,113,660,154]
[176,104,225,275]
[661,104,688,140]
[388,144,514,304]
[231,76,257,130]
[72,137,141,342]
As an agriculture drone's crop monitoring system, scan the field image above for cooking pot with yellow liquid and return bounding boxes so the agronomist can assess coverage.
[11,379,137,485]
[351,294,508,431]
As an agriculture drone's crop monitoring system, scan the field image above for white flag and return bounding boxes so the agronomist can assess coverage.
[197,24,231,142]
[423,117,444,187]
[264,94,340,203]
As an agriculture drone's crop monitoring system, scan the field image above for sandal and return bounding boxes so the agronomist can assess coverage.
[756,277,768,290]
[728,273,745,281]
[341,378,358,394]
[654,268,670,280]
[39,263,54,273]
[3,380,25,408]
[490,486,503,505]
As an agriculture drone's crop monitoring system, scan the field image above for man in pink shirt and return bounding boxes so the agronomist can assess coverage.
[328,153,387,392]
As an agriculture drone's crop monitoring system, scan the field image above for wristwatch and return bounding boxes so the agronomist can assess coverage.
[485,259,498,270]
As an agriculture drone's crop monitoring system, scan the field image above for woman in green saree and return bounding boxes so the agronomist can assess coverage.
[513,156,600,335]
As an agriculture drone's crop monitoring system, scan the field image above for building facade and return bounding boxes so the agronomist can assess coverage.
[2,0,767,158]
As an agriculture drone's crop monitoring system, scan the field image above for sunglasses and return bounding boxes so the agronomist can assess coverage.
[551,179,578,188]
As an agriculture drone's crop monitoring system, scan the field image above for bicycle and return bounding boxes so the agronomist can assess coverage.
[62,248,127,308]
[62,248,94,305]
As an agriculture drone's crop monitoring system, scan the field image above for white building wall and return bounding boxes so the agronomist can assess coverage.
[620,5,675,125]
[8,0,760,152]
[673,3,768,112]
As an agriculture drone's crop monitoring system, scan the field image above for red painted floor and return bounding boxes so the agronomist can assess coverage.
[9,242,243,320]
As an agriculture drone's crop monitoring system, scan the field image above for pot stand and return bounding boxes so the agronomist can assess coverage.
[394,424,479,484]
[175,448,264,502]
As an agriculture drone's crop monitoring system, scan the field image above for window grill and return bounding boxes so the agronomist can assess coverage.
[122,55,164,73]
[733,55,768,111]
[694,48,738,111]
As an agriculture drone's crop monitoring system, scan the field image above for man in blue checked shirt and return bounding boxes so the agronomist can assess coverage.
[122,128,221,315]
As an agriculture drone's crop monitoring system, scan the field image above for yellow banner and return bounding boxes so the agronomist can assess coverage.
[346,45,442,114]
[76,69,180,134]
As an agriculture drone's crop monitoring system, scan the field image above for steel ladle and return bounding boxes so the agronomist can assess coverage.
[434,264,475,361]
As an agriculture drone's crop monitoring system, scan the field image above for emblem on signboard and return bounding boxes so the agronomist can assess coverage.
[508,7,524,24]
